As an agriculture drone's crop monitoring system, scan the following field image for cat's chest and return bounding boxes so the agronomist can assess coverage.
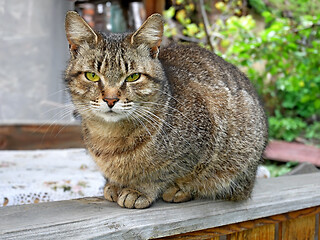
[88,136,159,184]
[83,124,157,177]
[84,124,150,154]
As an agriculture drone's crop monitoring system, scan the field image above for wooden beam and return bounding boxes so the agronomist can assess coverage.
[264,140,320,166]
[1,173,320,239]
[0,125,83,150]
[280,214,316,240]
[157,206,320,239]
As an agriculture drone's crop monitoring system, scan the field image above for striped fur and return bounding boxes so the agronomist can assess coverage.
[65,12,268,209]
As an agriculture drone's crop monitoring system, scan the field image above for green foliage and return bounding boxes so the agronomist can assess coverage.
[305,122,320,140]
[253,14,320,119]
[164,1,320,143]
[214,13,320,120]
[248,0,268,14]
[267,0,320,18]
[264,161,299,177]
[268,116,307,141]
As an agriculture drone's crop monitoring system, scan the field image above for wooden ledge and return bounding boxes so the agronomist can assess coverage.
[264,140,320,166]
[1,173,320,239]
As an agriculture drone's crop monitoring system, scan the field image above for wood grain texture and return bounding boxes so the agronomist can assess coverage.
[316,214,320,240]
[226,224,275,240]
[280,215,315,240]
[155,206,320,239]
[0,125,83,150]
[1,173,320,240]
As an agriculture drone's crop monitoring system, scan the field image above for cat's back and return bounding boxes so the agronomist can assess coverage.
[159,43,258,99]
[159,43,268,152]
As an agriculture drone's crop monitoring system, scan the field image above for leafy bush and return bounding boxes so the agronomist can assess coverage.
[305,122,320,140]
[237,12,320,119]
[264,160,299,177]
[268,116,306,141]
[164,0,320,143]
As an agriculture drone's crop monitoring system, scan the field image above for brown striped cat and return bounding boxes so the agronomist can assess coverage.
[64,11,268,209]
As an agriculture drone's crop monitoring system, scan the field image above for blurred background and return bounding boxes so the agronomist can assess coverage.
[0,0,319,176]
[0,0,171,149]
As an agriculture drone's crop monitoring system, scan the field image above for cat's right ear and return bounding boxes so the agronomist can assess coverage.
[131,14,164,58]
[65,11,98,55]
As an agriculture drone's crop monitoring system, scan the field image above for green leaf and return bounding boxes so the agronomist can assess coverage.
[163,7,175,19]
[262,11,274,23]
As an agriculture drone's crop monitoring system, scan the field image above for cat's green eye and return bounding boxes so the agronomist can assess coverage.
[85,72,100,82]
[126,73,141,82]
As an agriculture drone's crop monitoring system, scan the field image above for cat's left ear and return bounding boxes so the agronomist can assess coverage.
[65,11,99,54]
[131,14,164,58]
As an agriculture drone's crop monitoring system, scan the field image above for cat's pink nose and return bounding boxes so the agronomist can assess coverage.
[103,97,119,108]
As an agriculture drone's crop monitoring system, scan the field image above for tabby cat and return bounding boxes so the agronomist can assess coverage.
[65,11,268,209]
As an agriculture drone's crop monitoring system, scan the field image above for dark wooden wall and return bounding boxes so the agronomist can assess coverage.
[0,125,83,150]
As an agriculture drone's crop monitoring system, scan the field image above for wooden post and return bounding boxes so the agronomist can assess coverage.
[144,0,165,17]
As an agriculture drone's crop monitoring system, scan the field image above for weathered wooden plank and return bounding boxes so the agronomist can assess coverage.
[316,213,320,240]
[271,206,320,223]
[280,215,316,240]
[226,224,275,240]
[1,173,320,240]
[0,125,83,150]
[157,234,220,240]
[157,223,276,240]
[155,206,320,239]
[0,149,104,207]
[264,140,320,166]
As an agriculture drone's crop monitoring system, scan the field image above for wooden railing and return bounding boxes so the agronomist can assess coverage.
[1,173,320,239]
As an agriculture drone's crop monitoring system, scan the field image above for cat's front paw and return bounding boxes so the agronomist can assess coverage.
[162,186,192,203]
[104,183,122,202]
[117,188,152,209]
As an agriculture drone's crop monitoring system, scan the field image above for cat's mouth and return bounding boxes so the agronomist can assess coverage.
[101,108,120,115]
[95,110,125,122]
[88,100,134,122]
[94,105,133,122]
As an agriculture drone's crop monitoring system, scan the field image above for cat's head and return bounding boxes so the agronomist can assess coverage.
[65,11,166,123]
